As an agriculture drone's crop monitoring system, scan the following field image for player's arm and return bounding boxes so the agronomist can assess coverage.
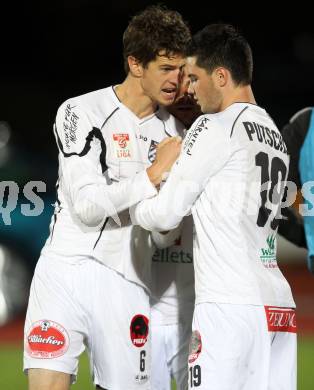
[55,101,164,227]
[151,223,183,249]
[131,115,231,231]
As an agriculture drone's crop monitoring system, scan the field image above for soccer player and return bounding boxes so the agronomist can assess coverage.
[149,82,201,390]
[279,107,313,272]
[23,6,190,390]
[131,24,296,390]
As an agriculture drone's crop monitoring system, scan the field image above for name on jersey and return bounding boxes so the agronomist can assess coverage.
[184,116,209,156]
[152,248,192,263]
[113,133,131,158]
[243,121,288,154]
[63,104,79,149]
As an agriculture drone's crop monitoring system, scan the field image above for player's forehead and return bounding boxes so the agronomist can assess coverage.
[186,56,199,74]
[154,50,186,68]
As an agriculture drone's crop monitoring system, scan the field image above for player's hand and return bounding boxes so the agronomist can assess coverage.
[147,136,182,186]
[155,136,182,170]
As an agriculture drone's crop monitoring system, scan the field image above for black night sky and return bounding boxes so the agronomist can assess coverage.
[2,1,314,165]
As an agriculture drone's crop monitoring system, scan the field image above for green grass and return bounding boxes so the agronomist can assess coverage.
[1,338,313,389]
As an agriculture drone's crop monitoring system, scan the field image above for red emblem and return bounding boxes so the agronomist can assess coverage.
[113,133,129,149]
[188,330,202,363]
[130,314,149,347]
[265,306,297,333]
[26,320,69,359]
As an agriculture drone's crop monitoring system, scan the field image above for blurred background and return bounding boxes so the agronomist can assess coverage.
[0,1,313,388]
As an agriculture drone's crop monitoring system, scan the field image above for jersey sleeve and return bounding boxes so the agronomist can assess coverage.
[130,115,231,231]
[151,222,183,249]
[55,100,157,227]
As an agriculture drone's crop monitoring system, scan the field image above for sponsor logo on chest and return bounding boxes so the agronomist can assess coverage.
[152,247,193,263]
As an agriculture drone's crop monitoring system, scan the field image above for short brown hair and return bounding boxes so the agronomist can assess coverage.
[123,5,191,73]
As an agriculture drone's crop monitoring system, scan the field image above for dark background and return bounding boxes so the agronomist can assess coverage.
[1,0,314,265]
[2,1,314,160]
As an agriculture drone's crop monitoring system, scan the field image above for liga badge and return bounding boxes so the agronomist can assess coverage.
[113,133,131,158]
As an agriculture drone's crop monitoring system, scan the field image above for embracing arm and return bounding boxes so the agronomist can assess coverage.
[131,115,231,231]
[55,101,158,227]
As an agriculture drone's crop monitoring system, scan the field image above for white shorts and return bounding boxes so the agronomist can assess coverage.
[150,320,192,390]
[188,303,297,390]
[24,254,151,389]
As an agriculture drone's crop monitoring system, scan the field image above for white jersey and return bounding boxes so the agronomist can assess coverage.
[42,86,184,289]
[132,103,295,308]
[150,215,195,325]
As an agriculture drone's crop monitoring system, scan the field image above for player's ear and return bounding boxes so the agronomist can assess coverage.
[213,67,228,87]
[128,56,143,77]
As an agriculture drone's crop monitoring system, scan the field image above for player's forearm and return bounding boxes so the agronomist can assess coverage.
[151,223,183,249]
[130,176,186,232]
[130,198,182,232]
[71,169,157,227]
[146,165,164,187]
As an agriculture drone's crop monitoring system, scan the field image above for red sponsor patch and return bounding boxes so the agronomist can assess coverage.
[188,330,202,363]
[265,306,297,333]
[113,133,129,149]
[26,320,69,359]
[130,314,149,348]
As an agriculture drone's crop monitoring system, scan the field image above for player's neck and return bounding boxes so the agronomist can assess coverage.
[221,85,256,111]
[115,75,157,119]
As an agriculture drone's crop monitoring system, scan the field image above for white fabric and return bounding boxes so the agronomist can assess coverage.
[24,254,151,389]
[150,215,195,325]
[132,103,295,308]
[150,208,194,390]
[189,302,296,390]
[23,85,185,387]
[150,320,192,390]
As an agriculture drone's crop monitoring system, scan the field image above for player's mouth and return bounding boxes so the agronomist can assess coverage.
[161,88,177,100]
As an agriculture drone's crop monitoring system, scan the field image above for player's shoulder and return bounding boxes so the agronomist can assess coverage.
[281,106,313,145]
[216,103,256,135]
[191,112,230,139]
[56,86,119,125]
[289,107,313,124]
[155,106,185,136]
